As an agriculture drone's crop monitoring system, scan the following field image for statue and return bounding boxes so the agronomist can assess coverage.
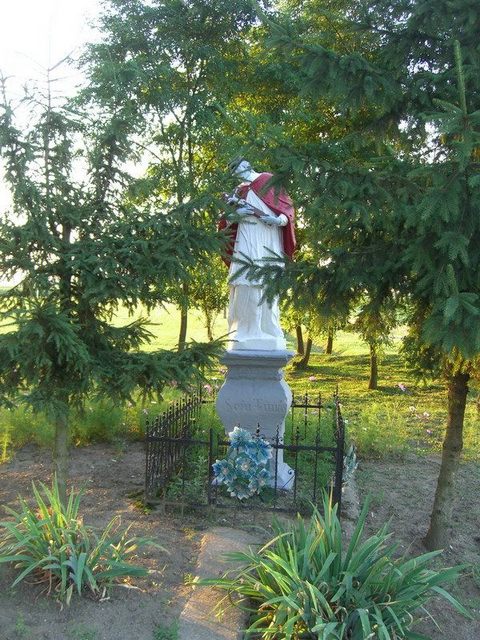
[219,158,296,351]
[216,159,297,489]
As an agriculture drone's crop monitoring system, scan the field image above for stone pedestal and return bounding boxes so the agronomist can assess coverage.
[216,349,295,490]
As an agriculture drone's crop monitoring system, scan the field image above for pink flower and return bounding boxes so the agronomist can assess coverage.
[308,375,318,382]
[203,383,213,395]
[398,383,407,392]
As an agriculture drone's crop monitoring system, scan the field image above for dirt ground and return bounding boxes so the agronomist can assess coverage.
[356,455,480,639]
[0,443,479,639]
[0,442,203,640]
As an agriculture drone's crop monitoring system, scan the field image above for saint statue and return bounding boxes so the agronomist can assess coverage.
[219,158,296,351]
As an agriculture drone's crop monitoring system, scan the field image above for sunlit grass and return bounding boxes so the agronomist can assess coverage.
[112,302,229,350]
[0,304,477,462]
[287,350,479,461]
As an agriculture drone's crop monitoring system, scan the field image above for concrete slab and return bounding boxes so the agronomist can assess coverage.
[341,477,361,540]
[178,527,258,640]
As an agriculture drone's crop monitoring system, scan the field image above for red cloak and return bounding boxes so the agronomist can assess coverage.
[219,172,296,267]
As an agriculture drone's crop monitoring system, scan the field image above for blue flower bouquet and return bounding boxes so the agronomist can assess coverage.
[212,427,272,500]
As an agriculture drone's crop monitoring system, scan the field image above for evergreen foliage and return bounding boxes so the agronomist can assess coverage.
[262,0,480,362]
[245,0,480,547]
[0,73,222,498]
[81,0,260,349]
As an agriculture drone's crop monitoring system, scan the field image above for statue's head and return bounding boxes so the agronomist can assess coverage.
[228,157,252,179]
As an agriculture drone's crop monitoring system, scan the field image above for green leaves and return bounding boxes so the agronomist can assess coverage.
[258,2,480,371]
[422,291,480,359]
[0,57,228,420]
[0,478,161,604]
[197,492,469,639]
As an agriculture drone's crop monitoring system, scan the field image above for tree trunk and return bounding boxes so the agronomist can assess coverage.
[368,343,378,390]
[424,372,469,550]
[53,407,69,505]
[326,327,334,355]
[295,337,313,369]
[178,282,189,352]
[296,325,305,355]
[205,310,214,342]
[178,308,188,351]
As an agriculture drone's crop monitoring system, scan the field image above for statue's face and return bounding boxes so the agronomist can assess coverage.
[233,160,252,179]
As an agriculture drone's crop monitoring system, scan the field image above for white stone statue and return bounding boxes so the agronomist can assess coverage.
[219,158,296,351]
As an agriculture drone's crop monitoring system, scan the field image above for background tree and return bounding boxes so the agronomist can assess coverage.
[325,324,335,355]
[350,297,397,390]
[0,74,221,502]
[280,302,306,355]
[83,0,259,350]
[252,0,480,548]
[189,255,229,342]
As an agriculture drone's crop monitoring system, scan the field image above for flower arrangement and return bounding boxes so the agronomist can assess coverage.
[212,427,272,500]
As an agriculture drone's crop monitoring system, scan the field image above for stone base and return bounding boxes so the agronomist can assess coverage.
[227,336,286,351]
[216,349,294,436]
[216,349,295,491]
[274,460,295,490]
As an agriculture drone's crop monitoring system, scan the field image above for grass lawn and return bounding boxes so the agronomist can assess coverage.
[121,302,479,460]
[0,303,478,461]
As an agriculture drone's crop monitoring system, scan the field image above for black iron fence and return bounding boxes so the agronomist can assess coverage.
[145,389,345,514]
[145,392,203,498]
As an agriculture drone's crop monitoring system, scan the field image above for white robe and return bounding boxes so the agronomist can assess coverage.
[228,190,286,286]
[226,188,288,351]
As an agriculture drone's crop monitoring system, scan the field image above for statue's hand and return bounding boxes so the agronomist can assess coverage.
[226,204,254,222]
[236,204,255,216]
[259,213,282,226]
[225,194,240,206]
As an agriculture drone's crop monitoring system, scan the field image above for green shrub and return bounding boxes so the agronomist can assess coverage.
[71,401,125,444]
[154,622,179,640]
[199,493,470,639]
[0,405,54,455]
[0,398,150,459]
[0,479,161,604]
[0,420,11,462]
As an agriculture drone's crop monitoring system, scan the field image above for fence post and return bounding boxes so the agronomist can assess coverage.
[144,417,151,501]
[207,427,215,506]
[333,392,345,514]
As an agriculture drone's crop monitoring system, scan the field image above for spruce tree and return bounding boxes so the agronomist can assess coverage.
[82,0,258,350]
[252,0,480,547]
[0,74,221,502]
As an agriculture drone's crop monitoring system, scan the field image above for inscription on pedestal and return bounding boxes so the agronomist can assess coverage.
[223,399,286,413]
[216,349,294,436]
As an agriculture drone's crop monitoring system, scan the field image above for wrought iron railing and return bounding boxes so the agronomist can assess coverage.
[145,392,202,498]
[145,389,345,514]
